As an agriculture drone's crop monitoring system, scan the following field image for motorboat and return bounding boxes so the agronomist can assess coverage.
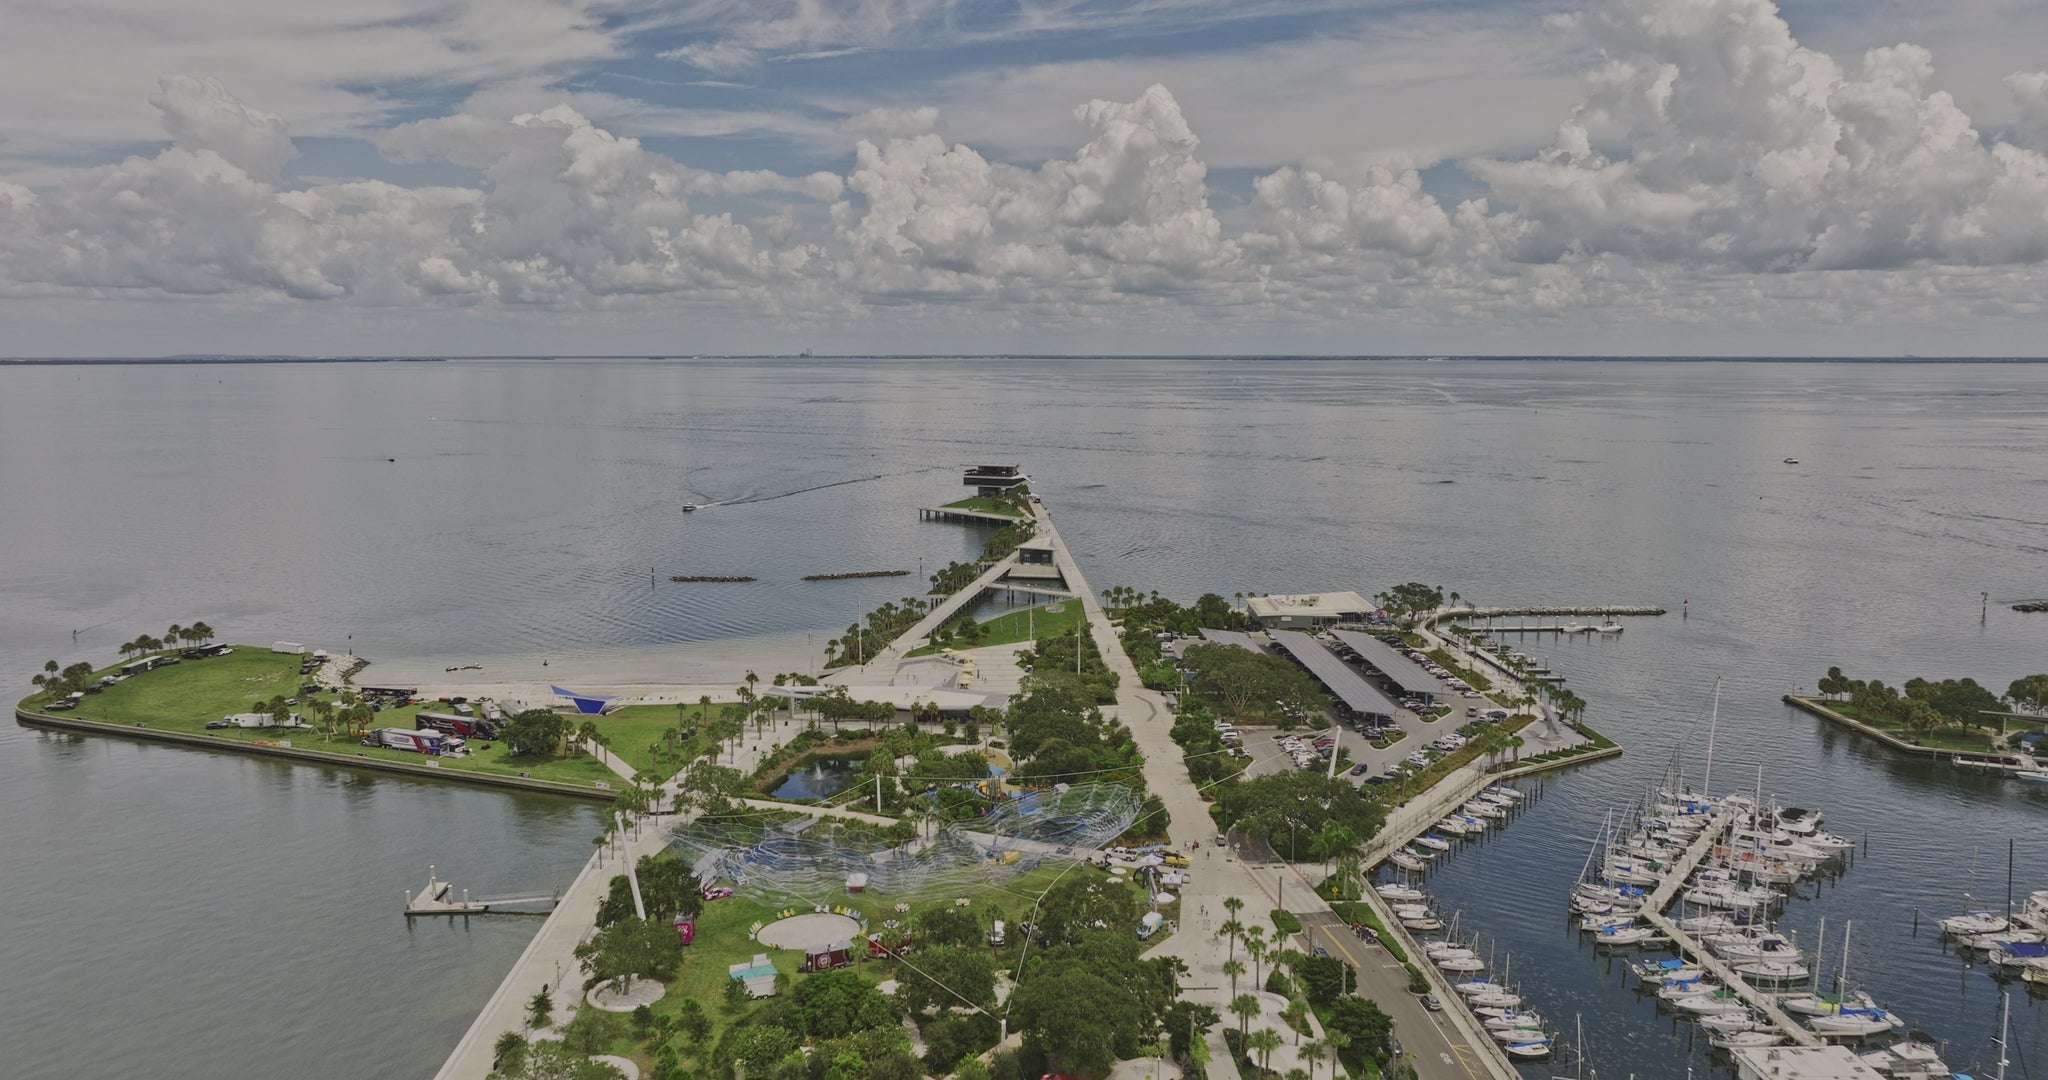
[1713,1031,1787,1049]
[1733,959,1810,984]
[1595,621,1624,634]
[1783,458,1800,465]
[1774,807,1822,835]
[1415,833,1453,852]
[1402,845,1438,862]
[1808,1008,1906,1037]
[681,503,700,512]
[1560,622,1592,634]
[1375,883,1426,902]
[1939,910,2009,937]
[2016,771,2048,784]
[1502,1039,1553,1060]
[1389,852,1427,872]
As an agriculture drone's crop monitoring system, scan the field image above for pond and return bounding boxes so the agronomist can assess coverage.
[769,756,865,800]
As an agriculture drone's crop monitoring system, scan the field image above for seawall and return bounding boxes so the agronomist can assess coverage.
[14,708,617,803]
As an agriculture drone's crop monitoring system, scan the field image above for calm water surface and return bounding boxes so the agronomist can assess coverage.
[3,358,2047,1078]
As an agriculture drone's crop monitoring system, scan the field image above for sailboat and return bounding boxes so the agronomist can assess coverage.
[1940,847,2010,936]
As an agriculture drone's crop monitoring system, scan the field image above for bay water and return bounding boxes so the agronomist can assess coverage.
[3,358,2045,1078]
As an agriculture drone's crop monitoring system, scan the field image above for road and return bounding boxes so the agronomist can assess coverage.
[1039,511,1512,1080]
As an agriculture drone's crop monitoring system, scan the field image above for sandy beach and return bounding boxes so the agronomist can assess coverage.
[363,630,824,705]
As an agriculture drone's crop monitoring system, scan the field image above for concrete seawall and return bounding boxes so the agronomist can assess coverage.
[14,709,618,803]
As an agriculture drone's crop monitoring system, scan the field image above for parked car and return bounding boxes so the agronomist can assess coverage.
[1349,763,1371,776]
[1422,993,1443,1012]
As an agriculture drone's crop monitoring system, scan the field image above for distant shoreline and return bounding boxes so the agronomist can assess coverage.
[0,356,447,366]
[4,354,2048,365]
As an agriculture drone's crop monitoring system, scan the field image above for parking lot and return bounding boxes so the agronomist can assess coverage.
[1202,631,1509,791]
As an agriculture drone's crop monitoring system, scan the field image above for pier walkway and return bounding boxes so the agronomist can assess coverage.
[1635,810,1820,1049]
[829,553,1022,678]
[1035,509,1516,1080]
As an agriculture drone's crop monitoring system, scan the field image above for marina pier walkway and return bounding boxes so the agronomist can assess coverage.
[1635,810,1820,1049]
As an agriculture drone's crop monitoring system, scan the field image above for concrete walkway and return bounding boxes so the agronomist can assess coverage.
[433,817,671,1080]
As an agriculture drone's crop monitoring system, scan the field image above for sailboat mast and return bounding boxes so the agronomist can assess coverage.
[1837,920,1852,999]
[1814,917,1827,997]
[1704,679,1722,798]
[1995,992,2010,1080]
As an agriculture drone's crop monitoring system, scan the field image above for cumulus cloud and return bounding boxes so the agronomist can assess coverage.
[2011,71,2048,148]
[1467,0,2048,271]
[11,0,2048,351]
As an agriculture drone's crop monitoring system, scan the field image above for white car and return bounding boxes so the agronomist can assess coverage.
[1463,690,1483,699]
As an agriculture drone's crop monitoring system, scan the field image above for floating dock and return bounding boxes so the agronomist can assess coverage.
[404,866,558,917]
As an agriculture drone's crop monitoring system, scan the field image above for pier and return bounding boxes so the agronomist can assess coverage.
[917,505,1024,525]
[405,867,559,917]
[1634,812,1822,1048]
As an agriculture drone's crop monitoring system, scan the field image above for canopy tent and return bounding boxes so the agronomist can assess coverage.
[551,685,618,715]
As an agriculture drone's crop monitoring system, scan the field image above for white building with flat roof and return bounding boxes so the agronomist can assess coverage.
[1731,1046,1889,1080]
[1244,591,1377,629]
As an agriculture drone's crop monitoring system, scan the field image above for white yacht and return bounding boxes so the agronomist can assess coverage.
[1782,990,1879,1017]
[1436,955,1486,973]
[1674,990,1751,1015]
[1594,621,1624,634]
[1733,959,1811,984]
[1502,1039,1553,1060]
[1414,833,1453,852]
[1375,882,1426,902]
[1940,910,2010,936]
[1700,1011,1760,1034]
[1808,1008,1906,1037]
[1713,1031,1787,1049]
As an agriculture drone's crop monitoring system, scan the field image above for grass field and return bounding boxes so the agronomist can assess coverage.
[22,648,617,787]
[906,600,1086,658]
[1828,701,2002,752]
[589,703,722,775]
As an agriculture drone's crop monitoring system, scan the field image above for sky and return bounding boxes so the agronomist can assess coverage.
[5,0,2048,356]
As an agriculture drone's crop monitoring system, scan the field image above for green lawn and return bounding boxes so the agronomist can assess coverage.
[22,647,616,787]
[907,600,1088,657]
[588,703,723,776]
[1828,702,2002,753]
[940,496,1025,517]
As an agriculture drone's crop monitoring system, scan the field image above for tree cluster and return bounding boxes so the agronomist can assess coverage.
[1008,884,1186,1078]
[504,709,572,758]
[1816,666,2011,734]
[1213,771,1382,862]
[1017,625,1119,704]
[1179,642,1326,721]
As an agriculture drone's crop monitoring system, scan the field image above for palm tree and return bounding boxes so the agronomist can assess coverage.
[1229,993,1262,1039]
[1281,998,1308,1045]
[1301,1039,1329,1080]
[1222,958,1246,997]
[1220,918,1246,961]
[165,625,183,652]
[1246,930,1269,992]
[191,621,213,647]
[1247,1028,1283,1074]
[117,640,136,661]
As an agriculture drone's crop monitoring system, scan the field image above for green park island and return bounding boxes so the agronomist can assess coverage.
[17,476,1629,1080]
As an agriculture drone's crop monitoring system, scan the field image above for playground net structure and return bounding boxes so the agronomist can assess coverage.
[668,782,1142,907]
